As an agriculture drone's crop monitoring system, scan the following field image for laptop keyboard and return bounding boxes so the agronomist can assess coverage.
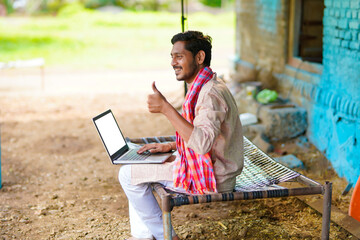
[120,149,151,161]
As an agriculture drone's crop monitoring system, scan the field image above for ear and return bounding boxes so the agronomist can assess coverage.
[196,50,206,65]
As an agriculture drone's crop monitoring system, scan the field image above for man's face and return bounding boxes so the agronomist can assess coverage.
[171,41,200,84]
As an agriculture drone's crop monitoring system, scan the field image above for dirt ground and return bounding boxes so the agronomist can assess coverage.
[0,72,358,239]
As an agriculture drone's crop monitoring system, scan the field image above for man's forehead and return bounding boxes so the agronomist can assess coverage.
[171,41,188,54]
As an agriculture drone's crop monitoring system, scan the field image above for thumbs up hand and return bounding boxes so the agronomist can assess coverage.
[147,81,169,114]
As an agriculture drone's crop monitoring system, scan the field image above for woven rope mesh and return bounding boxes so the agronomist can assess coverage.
[129,136,301,192]
[235,137,300,191]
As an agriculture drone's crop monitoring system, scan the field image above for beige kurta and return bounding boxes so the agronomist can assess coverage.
[131,75,244,193]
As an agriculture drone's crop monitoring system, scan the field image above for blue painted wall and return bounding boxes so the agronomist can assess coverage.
[255,0,281,34]
[309,0,360,184]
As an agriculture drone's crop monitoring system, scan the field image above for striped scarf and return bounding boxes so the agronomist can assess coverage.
[174,66,217,194]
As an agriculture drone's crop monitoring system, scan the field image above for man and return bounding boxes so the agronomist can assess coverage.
[119,31,243,240]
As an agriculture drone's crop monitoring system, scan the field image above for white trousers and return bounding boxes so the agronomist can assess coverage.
[118,165,177,240]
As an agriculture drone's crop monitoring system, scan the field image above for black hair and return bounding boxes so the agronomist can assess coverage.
[171,31,212,67]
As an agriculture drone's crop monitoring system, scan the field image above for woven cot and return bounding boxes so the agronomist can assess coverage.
[128,136,332,240]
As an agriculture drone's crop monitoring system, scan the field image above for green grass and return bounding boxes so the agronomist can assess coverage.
[0,8,234,70]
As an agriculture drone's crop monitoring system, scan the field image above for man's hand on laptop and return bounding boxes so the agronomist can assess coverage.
[137,142,174,154]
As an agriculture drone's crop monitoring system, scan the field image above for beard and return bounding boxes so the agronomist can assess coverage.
[174,59,199,83]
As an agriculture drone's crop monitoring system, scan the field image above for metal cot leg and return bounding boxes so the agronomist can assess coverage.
[163,210,172,240]
[153,183,173,240]
[321,182,332,240]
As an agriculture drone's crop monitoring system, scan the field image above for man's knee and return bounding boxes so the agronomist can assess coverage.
[118,165,131,187]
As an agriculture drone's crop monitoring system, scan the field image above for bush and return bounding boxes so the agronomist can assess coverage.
[46,0,65,13]
[83,0,116,9]
[57,2,89,16]
[199,0,221,8]
[123,0,176,11]
[0,0,14,14]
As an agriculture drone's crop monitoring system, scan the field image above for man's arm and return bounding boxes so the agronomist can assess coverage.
[142,81,227,156]
[137,82,193,154]
[148,82,194,142]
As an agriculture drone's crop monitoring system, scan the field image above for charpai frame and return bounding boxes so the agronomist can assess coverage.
[128,136,332,240]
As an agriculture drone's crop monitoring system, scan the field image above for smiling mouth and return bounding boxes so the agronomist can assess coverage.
[173,67,182,74]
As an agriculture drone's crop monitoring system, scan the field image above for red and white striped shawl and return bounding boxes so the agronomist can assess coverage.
[174,67,217,194]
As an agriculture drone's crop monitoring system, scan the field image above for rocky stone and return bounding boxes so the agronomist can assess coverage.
[274,154,305,169]
[258,104,307,141]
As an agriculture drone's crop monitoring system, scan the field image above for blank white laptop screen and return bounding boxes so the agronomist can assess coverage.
[94,112,125,155]
[93,109,172,164]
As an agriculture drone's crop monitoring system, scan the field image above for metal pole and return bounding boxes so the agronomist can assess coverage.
[181,0,188,96]
[321,182,332,240]
[163,211,172,240]
[152,183,174,240]
[181,0,185,33]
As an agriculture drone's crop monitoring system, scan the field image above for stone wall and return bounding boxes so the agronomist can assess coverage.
[235,0,288,75]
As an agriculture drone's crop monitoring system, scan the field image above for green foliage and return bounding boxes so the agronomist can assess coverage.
[83,0,115,9]
[0,32,85,63]
[199,0,221,8]
[93,11,178,28]
[3,0,232,15]
[0,11,234,69]
[46,0,66,13]
[0,0,13,14]
[1,36,80,53]
[57,2,92,17]
[45,0,175,13]
[123,0,175,11]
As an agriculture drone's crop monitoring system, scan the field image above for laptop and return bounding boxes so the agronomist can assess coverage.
[93,109,172,164]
